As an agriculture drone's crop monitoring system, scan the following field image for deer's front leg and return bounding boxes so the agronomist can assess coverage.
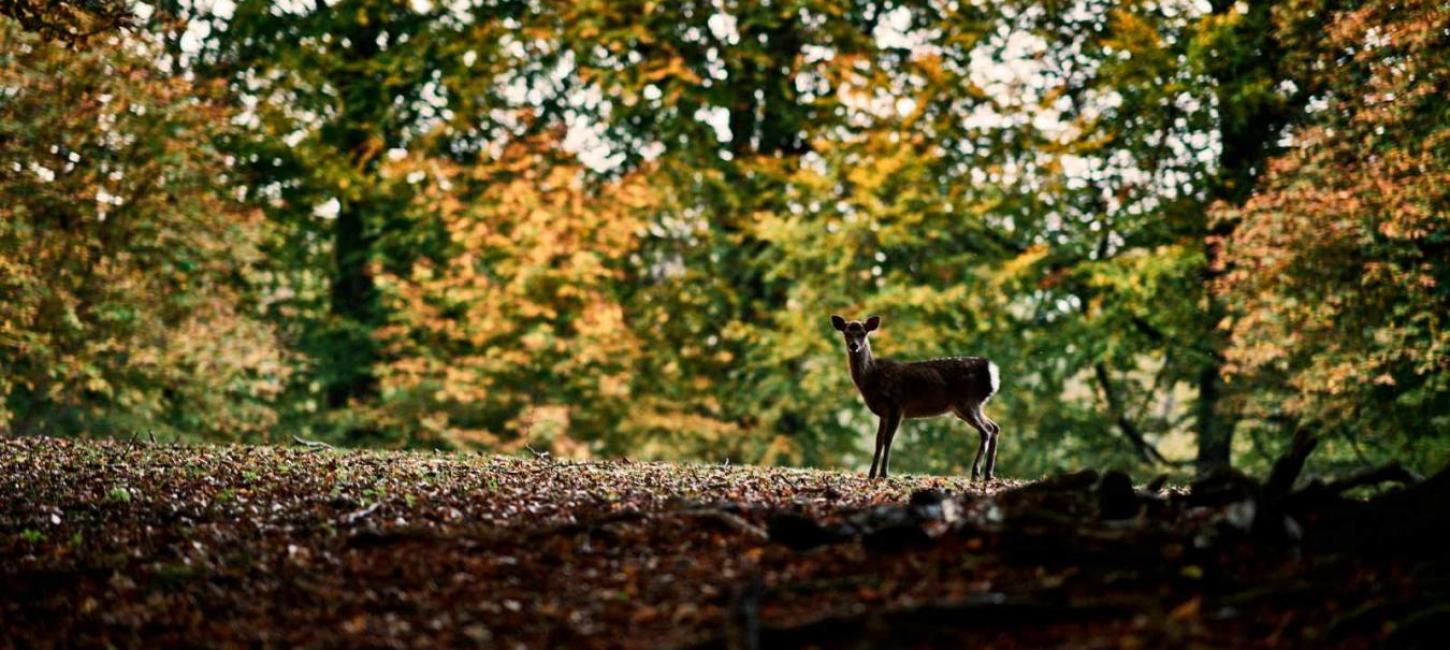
[877,408,903,479]
[868,415,886,479]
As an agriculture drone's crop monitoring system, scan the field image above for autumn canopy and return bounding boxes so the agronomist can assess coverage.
[1,0,1446,478]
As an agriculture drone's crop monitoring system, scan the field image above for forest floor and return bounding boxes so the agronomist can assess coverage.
[1,437,1444,649]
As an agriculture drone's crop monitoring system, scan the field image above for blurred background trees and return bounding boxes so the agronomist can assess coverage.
[1,20,288,439]
[2,0,1446,478]
[1215,0,1450,472]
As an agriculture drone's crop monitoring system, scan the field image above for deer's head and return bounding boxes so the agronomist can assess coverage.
[830,315,880,353]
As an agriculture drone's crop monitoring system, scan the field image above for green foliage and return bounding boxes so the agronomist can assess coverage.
[3,0,1446,477]
[0,23,288,440]
[180,0,543,442]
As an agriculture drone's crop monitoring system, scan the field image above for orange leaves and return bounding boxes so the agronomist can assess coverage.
[642,56,702,86]
[372,134,661,449]
[1214,0,1450,452]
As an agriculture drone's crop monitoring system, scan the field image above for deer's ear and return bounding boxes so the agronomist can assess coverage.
[864,315,881,332]
[830,315,847,332]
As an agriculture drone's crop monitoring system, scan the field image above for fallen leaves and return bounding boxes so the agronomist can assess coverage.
[0,437,1440,648]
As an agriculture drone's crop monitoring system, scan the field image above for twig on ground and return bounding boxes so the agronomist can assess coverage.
[342,502,382,526]
[291,435,335,450]
[680,508,769,541]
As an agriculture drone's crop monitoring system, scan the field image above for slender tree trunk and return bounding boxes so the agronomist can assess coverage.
[1194,351,1232,472]
[326,184,379,409]
[1193,0,1298,472]
[1195,226,1233,472]
[323,29,383,411]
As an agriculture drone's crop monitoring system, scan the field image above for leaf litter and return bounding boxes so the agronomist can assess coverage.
[1,437,1445,649]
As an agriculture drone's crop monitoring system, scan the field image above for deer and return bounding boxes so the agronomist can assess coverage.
[830,315,1001,481]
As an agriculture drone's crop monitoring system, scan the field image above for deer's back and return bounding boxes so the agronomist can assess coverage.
[861,356,997,418]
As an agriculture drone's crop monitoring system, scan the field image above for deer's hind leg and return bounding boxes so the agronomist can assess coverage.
[956,403,992,481]
[981,410,1001,480]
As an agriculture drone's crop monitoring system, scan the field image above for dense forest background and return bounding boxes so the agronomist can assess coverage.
[2,0,1446,478]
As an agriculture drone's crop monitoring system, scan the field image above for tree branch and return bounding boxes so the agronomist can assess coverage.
[1094,362,1191,467]
[0,0,134,45]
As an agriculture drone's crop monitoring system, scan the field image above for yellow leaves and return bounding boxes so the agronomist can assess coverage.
[436,420,502,450]
[515,327,552,353]
[643,56,701,85]
[618,398,749,461]
[597,373,631,399]
[992,245,1049,289]
[759,435,803,467]
[748,208,816,251]
[1105,9,1164,56]
[84,375,111,394]
[846,149,907,190]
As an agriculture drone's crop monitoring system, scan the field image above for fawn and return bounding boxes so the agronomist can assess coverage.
[830,315,1001,480]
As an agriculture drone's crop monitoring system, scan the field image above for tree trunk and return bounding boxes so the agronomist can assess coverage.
[322,28,384,411]
[1193,352,1232,472]
[1193,0,1298,472]
[325,189,379,409]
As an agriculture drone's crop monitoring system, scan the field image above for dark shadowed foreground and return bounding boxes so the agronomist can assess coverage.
[2,438,1446,649]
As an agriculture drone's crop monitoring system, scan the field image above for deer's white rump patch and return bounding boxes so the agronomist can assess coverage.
[987,361,1000,397]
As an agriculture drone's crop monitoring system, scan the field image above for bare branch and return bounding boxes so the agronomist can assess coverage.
[1093,363,1191,467]
[0,0,135,45]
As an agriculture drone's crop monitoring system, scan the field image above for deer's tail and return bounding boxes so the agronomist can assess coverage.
[986,360,1000,398]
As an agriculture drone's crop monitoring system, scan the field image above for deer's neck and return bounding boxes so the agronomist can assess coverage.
[848,342,875,386]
